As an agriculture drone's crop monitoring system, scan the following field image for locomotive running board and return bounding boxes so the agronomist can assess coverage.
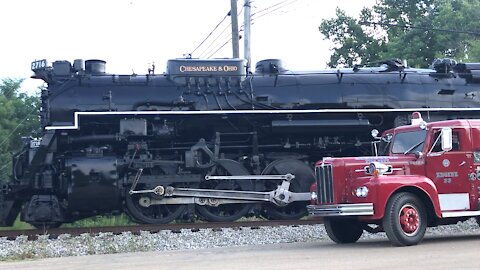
[44,107,480,130]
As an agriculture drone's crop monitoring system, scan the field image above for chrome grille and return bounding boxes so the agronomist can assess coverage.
[316,163,334,204]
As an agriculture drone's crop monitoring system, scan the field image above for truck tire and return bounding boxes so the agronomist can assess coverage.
[324,218,364,244]
[383,192,427,246]
[476,216,480,227]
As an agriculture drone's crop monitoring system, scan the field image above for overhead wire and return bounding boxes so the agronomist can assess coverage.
[200,4,245,59]
[251,0,292,18]
[206,37,234,59]
[0,104,39,149]
[0,161,12,180]
[0,102,39,180]
[199,24,234,58]
[250,0,300,22]
[189,11,231,57]
[205,0,301,59]
[194,4,245,58]
[360,21,480,37]
[200,0,301,59]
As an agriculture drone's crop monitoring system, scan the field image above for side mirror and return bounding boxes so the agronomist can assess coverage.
[441,127,452,152]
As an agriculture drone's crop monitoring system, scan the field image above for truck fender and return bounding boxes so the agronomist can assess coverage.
[370,175,442,219]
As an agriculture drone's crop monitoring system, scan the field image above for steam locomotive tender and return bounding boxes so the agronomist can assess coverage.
[1,57,480,228]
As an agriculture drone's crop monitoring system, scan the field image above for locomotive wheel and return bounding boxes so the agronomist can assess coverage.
[196,159,253,222]
[260,159,315,220]
[383,192,427,246]
[324,217,364,244]
[125,191,187,224]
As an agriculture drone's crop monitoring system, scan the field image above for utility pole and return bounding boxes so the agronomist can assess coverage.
[244,0,251,72]
[230,0,240,58]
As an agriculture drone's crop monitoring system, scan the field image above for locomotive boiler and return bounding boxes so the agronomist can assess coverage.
[1,57,480,228]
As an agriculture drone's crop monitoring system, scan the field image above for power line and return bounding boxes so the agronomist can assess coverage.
[204,24,247,59]
[199,4,245,59]
[360,21,480,37]
[202,0,300,59]
[198,23,233,58]
[207,38,234,59]
[189,11,231,57]
[0,161,12,179]
[251,0,291,17]
[251,0,299,21]
[0,105,39,149]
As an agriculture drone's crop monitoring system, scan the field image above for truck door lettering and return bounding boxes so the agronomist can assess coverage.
[436,172,458,178]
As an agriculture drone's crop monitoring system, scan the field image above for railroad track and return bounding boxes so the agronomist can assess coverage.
[0,219,323,240]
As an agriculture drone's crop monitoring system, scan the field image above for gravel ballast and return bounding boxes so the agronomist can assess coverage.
[0,218,478,261]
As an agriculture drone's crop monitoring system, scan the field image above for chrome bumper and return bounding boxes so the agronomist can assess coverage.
[307,203,374,217]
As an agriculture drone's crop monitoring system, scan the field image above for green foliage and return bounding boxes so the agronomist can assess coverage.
[319,8,387,67]
[320,0,480,67]
[0,214,134,230]
[0,79,40,182]
[0,215,34,230]
[63,214,134,228]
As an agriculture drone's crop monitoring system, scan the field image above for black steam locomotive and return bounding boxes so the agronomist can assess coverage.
[1,57,480,228]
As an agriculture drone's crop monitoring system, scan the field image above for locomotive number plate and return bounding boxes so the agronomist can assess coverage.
[31,59,47,71]
[30,139,42,148]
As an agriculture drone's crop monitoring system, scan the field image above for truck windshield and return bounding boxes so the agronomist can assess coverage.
[391,129,427,154]
[378,133,392,156]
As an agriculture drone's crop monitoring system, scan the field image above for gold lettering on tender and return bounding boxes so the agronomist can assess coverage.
[178,65,239,73]
[224,65,238,72]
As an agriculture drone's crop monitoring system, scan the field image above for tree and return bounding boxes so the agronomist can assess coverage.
[320,0,480,68]
[319,8,387,67]
[0,79,40,182]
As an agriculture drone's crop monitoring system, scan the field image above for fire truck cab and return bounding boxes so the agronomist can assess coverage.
[308,112,480,246]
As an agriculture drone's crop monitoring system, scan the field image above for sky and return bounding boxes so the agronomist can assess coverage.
[0,0,375,92]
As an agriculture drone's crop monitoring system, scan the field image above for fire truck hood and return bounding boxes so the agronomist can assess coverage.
[317,155,418,180]
[318,155,416,167]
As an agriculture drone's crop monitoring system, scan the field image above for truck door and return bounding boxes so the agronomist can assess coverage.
[469,126,480,211]
[425,128,474,212]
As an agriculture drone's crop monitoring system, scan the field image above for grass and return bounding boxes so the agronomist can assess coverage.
[0,217,34,230]
[63,214,134,228]
[0,210,280,230]
[0,214,135,230]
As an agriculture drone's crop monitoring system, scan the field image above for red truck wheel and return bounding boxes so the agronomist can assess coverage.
[324,218,364,244]
[383,192,427,246]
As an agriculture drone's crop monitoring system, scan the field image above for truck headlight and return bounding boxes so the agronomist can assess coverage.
[311,191,318,201]
[367,162,390,176]
[355,186,369,198]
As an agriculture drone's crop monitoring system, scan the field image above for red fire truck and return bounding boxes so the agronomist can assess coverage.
[308,112,480,246]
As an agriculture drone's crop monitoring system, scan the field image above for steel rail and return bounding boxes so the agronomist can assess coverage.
[0,219,323,240]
